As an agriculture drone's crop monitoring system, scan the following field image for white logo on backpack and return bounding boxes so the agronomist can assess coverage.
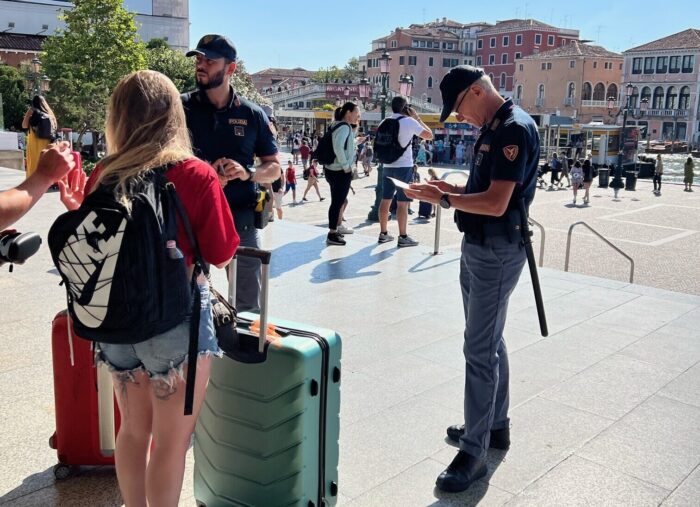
[58,211,126,328]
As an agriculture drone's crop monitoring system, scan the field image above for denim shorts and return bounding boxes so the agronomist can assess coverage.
[382,166,413,201]
[96,282,221,385]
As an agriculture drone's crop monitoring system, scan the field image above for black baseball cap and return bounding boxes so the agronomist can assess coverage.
[439,65,485,122]
[186,34,237,61]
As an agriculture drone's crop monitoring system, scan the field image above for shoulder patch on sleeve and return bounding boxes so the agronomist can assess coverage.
[503,145,519,162]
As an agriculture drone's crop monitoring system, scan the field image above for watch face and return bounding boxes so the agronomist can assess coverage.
[440,194,450,209]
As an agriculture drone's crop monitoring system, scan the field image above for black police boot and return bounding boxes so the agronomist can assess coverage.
[436,450,488,493]
[446,424,510,450]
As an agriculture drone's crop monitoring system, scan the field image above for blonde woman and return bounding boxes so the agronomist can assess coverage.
[22,95,57,177]
[58,70,238,507]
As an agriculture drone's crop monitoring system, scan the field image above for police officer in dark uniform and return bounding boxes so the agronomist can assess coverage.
[406,66,540,493]
[182,35,280,312]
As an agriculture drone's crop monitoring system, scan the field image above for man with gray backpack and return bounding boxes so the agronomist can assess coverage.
[373,96,433,247]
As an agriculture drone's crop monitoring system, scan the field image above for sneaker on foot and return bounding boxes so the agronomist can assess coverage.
[320,197,326,201]
[398,235,419,248]
[378,232,395,244]
[337,225,354,235]
[303,197,308,201]
[326,232,346,246]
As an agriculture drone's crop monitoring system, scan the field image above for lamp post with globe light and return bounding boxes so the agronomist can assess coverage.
[25,57,50,97]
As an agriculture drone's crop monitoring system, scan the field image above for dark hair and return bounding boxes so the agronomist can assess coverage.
[334,102,357,121]
[582,159,591,169]
[574,160,582,168]
[391,96,408,114]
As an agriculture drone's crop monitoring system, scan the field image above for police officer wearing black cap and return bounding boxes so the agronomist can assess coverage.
[405,66,540,493]
[182,34,280,312]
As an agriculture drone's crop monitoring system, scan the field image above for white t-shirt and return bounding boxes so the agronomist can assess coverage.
[384,113,425,168]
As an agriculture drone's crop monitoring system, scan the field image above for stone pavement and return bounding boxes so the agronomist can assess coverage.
[1,166,699,506]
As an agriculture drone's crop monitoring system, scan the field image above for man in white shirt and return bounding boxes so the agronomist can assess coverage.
[378,96,433,247]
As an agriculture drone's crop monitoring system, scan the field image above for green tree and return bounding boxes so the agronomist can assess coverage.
[343,57,360,81]
[0,64,29,130]
[41,0,147,151]
[231,60,270,107]
[146,43,196,93]
[312,65,344,84]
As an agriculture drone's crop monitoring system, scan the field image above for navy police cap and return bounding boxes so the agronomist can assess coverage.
[439,65,485,122]
[186,34,237,61]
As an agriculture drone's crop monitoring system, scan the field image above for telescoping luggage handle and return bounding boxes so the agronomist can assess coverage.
[228,246,272,353]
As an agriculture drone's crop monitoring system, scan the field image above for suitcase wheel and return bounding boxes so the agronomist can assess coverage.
[53,464,75,480]
[48,433,57,450]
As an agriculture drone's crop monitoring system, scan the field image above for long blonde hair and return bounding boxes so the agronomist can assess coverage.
[32,95,58,132]
[94,70,193,195]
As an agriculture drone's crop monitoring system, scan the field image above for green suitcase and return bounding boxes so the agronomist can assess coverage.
[194,247,341,507]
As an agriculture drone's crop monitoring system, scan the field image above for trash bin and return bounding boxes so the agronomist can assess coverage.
[625,171,638,191]
[597,167,610,188]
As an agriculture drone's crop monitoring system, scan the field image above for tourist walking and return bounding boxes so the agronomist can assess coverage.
[302,159,325,201]
[582,158,594,204]
[571,160,584,204]
[549,152,561,189]
[284,160,297,204]
[325,102,360,245]
[455,140,465,165]
[559,152,571,187]
[362,142,374,176]
[22,95,57,178]
[684,156,695,191]
[291,136,300,164]
[300,139,311,171]
[271,164,285,219]
[654,154,663,194]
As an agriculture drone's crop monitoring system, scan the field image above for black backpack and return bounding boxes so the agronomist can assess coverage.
[48,168,206,415]
[35,112,54,140]
[373,116,411,164]
[314,122,350,166]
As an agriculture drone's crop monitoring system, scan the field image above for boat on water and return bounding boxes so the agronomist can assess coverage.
[645,141,690,154]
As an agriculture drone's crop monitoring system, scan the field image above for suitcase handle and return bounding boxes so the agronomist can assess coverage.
[228,247,271,353]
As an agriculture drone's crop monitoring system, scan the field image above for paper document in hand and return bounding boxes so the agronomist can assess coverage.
[387,177,411,190]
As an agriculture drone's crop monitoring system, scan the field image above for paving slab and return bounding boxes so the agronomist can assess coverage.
[663,463,700,506]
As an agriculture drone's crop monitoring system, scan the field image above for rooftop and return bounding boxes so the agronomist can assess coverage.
[520,41,621,60]
[252,67,315,78]
[480,18,579,36]
[625,28,700,53]
[0,33,45,52]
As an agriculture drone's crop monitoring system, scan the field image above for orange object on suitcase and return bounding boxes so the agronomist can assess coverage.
[49,311,120,479]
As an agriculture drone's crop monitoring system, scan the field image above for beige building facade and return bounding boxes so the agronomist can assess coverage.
[513,41,622,123]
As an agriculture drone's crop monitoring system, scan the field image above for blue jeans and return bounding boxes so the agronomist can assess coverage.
[459,234,525,458]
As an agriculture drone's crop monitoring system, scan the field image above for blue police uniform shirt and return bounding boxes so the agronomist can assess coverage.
[181,86,278,218]
[456,99,540,231]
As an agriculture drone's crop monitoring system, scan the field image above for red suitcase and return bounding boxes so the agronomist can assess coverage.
[49,311,120,479]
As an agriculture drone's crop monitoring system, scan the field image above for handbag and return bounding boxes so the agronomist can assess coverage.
[209,284,238,349]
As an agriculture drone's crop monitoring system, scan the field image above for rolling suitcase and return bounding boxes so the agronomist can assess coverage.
[193,247,342,507]
[418,200,433,218]
[49,311,120,479]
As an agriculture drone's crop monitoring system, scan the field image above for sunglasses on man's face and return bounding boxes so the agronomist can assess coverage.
[453,87,472,115]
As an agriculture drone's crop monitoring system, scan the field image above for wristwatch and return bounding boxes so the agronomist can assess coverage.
[439,193,451,209]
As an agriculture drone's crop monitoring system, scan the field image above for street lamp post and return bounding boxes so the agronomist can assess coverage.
[608,82,648,195]
[24,57,50,96]
[367,50,392,221]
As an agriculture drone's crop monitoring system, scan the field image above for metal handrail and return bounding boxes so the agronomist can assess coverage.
[528,216,545,267]
[565,221,634,283]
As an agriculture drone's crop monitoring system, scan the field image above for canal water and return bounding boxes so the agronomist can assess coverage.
[656,153,698,183]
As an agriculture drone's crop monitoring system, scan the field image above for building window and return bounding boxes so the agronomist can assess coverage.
[632,57,642,74]
[490,37,496,48]
[515,85,523,99]
[593,83,605,100]
[442,58,459,67]
[682,55,694,73]
[582,82,592,100]
[665,86,677,109]
[408,56,417,66]
[391,40,397,48]
[428,76,433,88]
[476,55,482,65]
[561,39,567,46]
[503,36,509,47]
[443,42,454,50]
[516,34,523,45]
[547,35,555,46]
[535,34,542,45]
[541,63,546,70]
[640,86,651,105]
[669,55,681,73]
[515,52,522,60]
[619,63,622,70]
[644,57,654,74]
[399,56,405,65]
[500,73,506,88]
[547,62,552,70]
[593,61,598,69]
[652,86,664,109]
[418,40,425,48]
[412,40,419,48]
[501,53,508,64]
[567,82,575,99]
[489,54,495,65]
[570,60,576,68]
[538,84,545,99]
[629,86,639,108]
[656,56,668,73]
[477,39,483,49]
[607,84,618,100]
[489,73,494,83]
[429,57,433,66]
[679,86,691,109]
[519,64,523,71]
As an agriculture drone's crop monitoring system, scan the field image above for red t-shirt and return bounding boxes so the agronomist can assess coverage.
[286,166,297,184]
[300,145,311,159]
[85,158,238,266]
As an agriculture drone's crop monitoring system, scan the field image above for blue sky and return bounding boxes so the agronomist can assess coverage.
[190,1,698,73]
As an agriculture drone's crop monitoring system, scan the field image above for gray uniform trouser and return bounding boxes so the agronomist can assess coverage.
[459,234,526,458]
[231,217,261,313]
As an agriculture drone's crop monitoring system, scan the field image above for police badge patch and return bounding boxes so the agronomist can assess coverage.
[234,126,245,136]
[503,145,519,161]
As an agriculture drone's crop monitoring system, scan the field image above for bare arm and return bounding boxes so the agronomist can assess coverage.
[409,109,434,140]
[21,109,33,130]
[405,180,516,217]
[252,153,282,184]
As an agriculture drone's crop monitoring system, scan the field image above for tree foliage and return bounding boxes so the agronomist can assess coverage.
[41,0,146,138]
[231,60,270,107]
[146,40,196,93]
[0,64,29,130]
[313,58,360,83]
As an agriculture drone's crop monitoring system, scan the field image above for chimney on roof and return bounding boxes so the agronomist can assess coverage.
[443,17,447,22]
